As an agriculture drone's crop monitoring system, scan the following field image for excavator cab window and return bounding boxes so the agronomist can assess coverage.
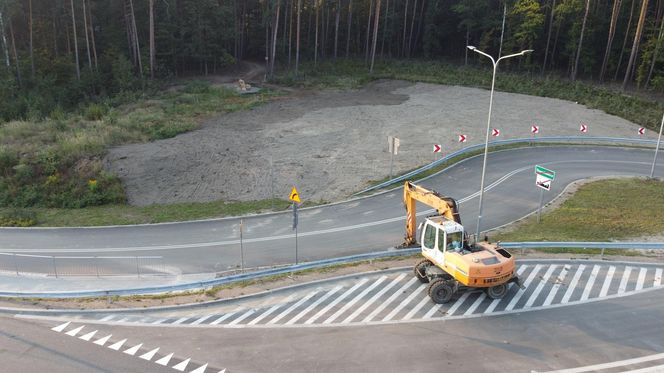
[446,231,463,252]
[422,223,436,251]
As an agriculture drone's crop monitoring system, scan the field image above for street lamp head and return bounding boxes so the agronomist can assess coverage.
[521,49,534,55]
[467,45,477,51]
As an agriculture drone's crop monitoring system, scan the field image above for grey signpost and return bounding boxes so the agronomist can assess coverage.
[535,165,555,223]
[650,113,664,178]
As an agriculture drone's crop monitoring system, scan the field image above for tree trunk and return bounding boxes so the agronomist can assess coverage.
[499,1,507,58]
[270,0,281,78]
[82,0,93,71]
[571,0,591,81]
[464,26,469,65]
[29,0,35,78]
[288,0,293,66]
[365,0,374,62]
[346,0,353,57]
[542,0,556,73]
[0,8,10,68]
[296,0,301,75]
[622,0,650,89]
[129,0,143,79]
[315,0,319,65]
[615,0,637,80]
[645,14,664,86]
[334,0,341,59]
[407,0,418,57]
[412,0,426,56]
[370,0,381,72]
[9,20,20,86]
[149,0,155,78]
[600,0,623,82]
[70,0,81,80]
[87,0,98,69]
[380,0,389,57]
[401,0,409,57]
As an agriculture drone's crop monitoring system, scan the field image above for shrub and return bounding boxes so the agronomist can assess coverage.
[0,208,37,227]
[84,103,108,121]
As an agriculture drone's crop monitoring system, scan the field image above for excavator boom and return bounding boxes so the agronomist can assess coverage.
[403,181,461,246]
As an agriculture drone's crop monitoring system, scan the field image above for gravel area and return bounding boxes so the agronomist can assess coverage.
[104,80,653,206]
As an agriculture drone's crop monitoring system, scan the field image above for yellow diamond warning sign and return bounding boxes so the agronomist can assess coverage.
[289,186,301,203]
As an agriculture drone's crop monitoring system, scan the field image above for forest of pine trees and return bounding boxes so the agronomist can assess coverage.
[0,0,662,122]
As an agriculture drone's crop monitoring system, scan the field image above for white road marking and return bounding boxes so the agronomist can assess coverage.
[505,265,543,311]
[210,311,239,326]
[172,317,190,325]
[191,314,215,325]
[228,309,256,326]
[123,343,143,356]
[324,276,387,324]
[93,334,112,346]
[619,266,633,294]
[621,364,664,373]
[108,338,127,351]
[342,273,407,323]
[65,325,85,337]
[79,330,97,341]
[525,265,559,308]
[116,317,129,323]
[155,352,174,366]
[446,292,472,316]
[543,266,570,306]
[51,321,70,332]
[561,265,586,304]
[172,357,191,371]
[269,291,320,325]
[656,268,663,287]
[248,295,297,326]
[382,283,427,321]
[536,351,664,373]
[636,267,647,291]
[151,318,168,325]
[580,265,601,301]
[598,266,616,297]
[363,277,418,322]
[190,363,209,373]
[99,315,115,322]
[403,294,433,320]
[484,265,528,314]
[305,278,370,324]
[286,286,343,325]
[423,303,443,319]
[139,347,160,361]
[463,293,487,316]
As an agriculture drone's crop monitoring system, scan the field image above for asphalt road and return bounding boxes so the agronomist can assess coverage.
[14,281,664,373]
[1,146,662,275]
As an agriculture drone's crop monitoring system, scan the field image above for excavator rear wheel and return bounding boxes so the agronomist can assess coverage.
[414,259,433,283]
[428,279,454,304]
[486,284,508,299]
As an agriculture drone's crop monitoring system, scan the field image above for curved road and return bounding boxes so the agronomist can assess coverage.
[1,145,662,274]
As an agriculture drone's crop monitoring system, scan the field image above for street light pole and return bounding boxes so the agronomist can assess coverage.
[650,113,664,178]
[468,46,533,241]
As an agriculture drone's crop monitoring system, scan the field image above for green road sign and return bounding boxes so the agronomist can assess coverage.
[535,165,555,180]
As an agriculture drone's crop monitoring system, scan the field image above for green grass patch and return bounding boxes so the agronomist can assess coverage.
[277,59,664,130]
[494,178,664,242]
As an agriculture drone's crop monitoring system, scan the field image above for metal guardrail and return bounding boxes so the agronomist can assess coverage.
[354,136,660,195]
[0,253,166,278]
[500,242,664,250]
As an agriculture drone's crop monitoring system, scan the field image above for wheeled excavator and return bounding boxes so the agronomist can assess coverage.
[404,181,522,304]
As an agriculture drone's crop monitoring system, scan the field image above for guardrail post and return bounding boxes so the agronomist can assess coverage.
[136,256,140,278]
[95,256,100,278]
[13,253,19,276]
[601,247,605,258]
[52,256,58,278]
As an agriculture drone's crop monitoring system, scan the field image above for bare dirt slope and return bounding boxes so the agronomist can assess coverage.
[105,80,651,206]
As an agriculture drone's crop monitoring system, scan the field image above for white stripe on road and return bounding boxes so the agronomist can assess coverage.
[248,295,297,326]
[525,265,558,308]
[403,294,433,320]
[636,267,647,291]
[228,309,256,326]
[342,273,407,324]
[99,315,115,322]
[191,314,215,325]
[446,292,472,316]
[363,277,418,322]
[210,311,239,325]
[484,265,528,314]
[542,265,570,306]
[580,265,601,301]
[65,325,85,337]
[536,352,664,373]
[621,364,664,373]
[305,278,370,324]
[324,277,387,324]
[269,291,320,325]
[505,265,543,311]
[155,352,174,366]
[382,283,427,321]
[561,265,586,304]
[618,266,633,294]
[463,293,487,316]
[93,334,112,346]
[172,317,189,325]
[285,286,343,325]
[150,318,167,325]
[599,266,616,298]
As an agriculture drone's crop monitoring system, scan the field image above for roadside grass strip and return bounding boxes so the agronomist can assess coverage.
[50,321,227,372]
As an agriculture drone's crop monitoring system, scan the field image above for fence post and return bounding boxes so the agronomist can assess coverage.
[95,256,100,278]
[600,247,605,258]
[135,256,140,278]
[13,253,19,276]
[52,256,58,278]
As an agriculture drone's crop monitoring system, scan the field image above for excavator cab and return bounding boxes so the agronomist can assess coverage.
[420,217,466,263]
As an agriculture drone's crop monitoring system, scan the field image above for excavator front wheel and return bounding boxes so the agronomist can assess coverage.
[486,283,508,299]
[428,279,454,304]
[414,259,433,283]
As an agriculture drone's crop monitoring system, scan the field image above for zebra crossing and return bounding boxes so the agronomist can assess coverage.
[85,261,664,328]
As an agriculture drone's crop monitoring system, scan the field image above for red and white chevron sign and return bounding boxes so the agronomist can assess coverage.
[492,128,500,137]
[580,123,588,133]
[638,127,645,135]
[531,125,539,134]
[433,144,442,153]
[458,134,467,143]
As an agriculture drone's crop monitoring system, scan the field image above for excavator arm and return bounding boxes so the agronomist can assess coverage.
[403,181,462,246]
